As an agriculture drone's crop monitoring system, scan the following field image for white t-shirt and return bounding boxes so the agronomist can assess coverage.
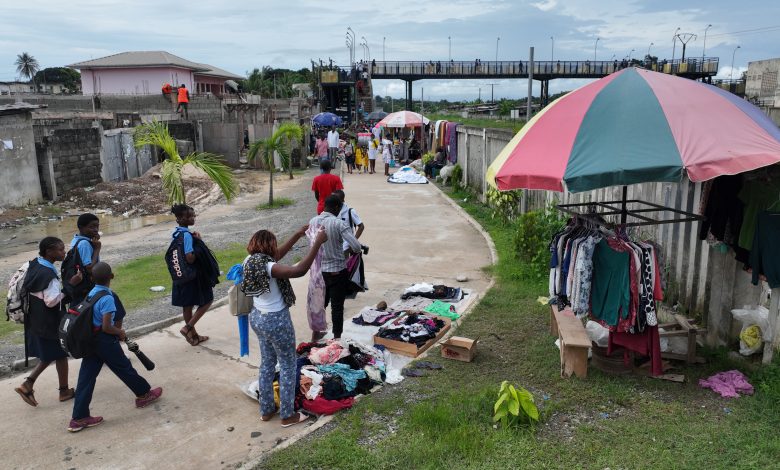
[251,262,286,313]
[368,141,378,160]
[327,131,340,148]
[338,204,362,251]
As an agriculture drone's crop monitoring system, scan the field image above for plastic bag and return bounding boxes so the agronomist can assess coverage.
[731,306,771,356]
[586,321,609,348]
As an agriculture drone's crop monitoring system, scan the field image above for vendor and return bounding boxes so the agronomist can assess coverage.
[425,147,447,178]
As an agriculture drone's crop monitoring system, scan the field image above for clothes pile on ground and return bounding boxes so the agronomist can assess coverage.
[699,370,754,398]
[352,306,400,326]
[387,166,429,184]
[401,283,463,302]
[376,313,447,347]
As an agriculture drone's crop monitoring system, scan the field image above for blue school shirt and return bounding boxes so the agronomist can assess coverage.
[71,234,97,267]
[173,226,194,254]
[88,285,117,327]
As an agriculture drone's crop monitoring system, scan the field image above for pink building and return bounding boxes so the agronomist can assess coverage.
[69,51,243,95]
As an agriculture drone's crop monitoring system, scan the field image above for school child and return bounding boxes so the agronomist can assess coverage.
[65,213,102,305]
[14,237,74,407]
[382,143,392,176]
[69,262,162,432]
[170,204,218,346]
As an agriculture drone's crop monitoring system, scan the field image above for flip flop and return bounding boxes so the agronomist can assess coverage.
[281,413,310,428]
[15,386,37,407]
[415,361,443,370]
[193,334,209,346]
[261,407,279,422]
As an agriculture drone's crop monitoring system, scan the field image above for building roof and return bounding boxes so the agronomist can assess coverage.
[194,63,244,80]
[0,102,47,116]
[69,51,210,71]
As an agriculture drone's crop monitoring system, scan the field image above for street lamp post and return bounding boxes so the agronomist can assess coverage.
[383,36,386,61]
[495,37,500,62]
[448,36,451,61]
[347,27,356,64]
[594,37,600,62]
[647,42,653,57]
[702,24,712,61]
[730,45,741,80]
[361,36,370,60]
[671,27,681,63]
[550,36,554,61]
[628,48,635,62]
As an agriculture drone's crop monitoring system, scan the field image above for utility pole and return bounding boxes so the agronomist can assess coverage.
[527,46,534,120]
[487,83,497,103]
[478,87,481,102]
[675,32,697,61]
[594,37,600,62]
[702,24,712,62]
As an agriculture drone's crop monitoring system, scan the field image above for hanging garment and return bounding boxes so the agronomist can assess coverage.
[345,252,368,299]
[590,239,631,328]
[750,211,780,288]
[306,224,327,332]
[608,325,663,376]
[738,179,780,251]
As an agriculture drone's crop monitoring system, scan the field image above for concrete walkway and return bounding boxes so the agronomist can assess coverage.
[0,171,493,469]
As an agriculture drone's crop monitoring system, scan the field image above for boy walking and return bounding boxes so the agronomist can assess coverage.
[69,262,162,432]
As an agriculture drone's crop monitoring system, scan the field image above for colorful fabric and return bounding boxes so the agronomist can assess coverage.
[317,363,367,392]
[302,396,354,415]
[486,67,780,193]
[306,225,327,332]
[308,342,349,365]
[242,254,295,307]
[699,370,754,398]
[424,300,460,319]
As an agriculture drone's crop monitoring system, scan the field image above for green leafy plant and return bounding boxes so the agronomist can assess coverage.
[133,121,237,205]
[486,187,522,222]
[493,381,539,428]
[449,163,463,187]
[513,203,567,280]
[248,122,303,205]
[422,151,435,165]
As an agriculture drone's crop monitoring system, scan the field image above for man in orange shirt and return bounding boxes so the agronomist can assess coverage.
[176,84,190,119]
[311,160,343,214]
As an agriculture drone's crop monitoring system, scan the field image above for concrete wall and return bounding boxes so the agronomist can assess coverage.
[81,67,195,95]
[35,123,102,199]
[746,58,780,104]
[201,122,241,167]
[0,112,43,206]
[454,125,769,346]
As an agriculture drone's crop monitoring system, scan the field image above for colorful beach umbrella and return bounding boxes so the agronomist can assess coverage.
[376,110,430,128]
[486,67,780,193]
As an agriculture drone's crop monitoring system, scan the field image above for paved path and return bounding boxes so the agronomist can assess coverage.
[0,171,493,469]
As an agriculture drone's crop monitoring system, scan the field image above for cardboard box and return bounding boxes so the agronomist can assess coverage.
[441,336,477,362]
[373,315,451,357]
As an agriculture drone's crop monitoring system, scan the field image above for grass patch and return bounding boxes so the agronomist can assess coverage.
[256,197,295,210]
[0,289,24,343]
[260,184,780,469]
[427,113,524,133]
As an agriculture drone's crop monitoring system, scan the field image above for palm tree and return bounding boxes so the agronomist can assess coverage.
[248,122,303,205]
[15,53,40,92]
[133,121,237,205]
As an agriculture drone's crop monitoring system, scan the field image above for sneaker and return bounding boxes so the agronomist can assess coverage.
[135,387,163,408]
[67,416,104,432]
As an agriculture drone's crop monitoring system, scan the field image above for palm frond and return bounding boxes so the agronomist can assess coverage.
[182,152,238,202]
[272,123,303,147]
[161,159,185,205]
[133,121,180,162]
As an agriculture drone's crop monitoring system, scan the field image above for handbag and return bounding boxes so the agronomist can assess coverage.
[228,257,253,316]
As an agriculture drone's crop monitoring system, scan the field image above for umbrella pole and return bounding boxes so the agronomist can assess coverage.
[620,185,628,225]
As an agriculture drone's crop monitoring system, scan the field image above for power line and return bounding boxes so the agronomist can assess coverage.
[708,24,780,37]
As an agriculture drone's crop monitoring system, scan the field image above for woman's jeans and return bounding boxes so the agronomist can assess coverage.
[249,307,297,419]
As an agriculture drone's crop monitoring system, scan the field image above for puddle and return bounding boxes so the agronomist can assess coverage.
[0,213,174,258]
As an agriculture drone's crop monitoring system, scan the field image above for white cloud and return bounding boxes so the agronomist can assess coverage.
[531,0,558,12]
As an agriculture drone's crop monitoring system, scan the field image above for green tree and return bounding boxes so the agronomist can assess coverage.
[15,52,40,91]
[248,123,303,205]
[133,121,237,205]
[33,67,81,93]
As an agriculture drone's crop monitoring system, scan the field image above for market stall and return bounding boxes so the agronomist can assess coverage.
[486,66,780,374]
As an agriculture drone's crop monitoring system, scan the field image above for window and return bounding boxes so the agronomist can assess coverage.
[760,71,777,97]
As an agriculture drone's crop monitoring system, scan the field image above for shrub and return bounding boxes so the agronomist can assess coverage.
[422,151,435,165]
[449,164,463,187]
[513,204,566,280]
[486,187,522,222]
[493,381,539,428]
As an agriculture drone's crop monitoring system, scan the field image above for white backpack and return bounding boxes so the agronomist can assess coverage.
[6,261,30,323]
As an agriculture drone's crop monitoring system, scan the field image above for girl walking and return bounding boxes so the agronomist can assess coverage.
[367,139,378,174]
[382,143,393,176]
[15,237,75,406]
[242,226,327,427]
[170,204,219,346]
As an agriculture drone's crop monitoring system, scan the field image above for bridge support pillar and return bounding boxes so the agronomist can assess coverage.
[405,80,414,110]
[541,79,550,107]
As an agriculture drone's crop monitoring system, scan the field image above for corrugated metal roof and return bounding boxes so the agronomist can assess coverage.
[69,51,209,71]
[194,63,244,80]
[0,101,48,115]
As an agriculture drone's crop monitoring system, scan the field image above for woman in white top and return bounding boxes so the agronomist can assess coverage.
[367,139,378,174]
[242,225,326,428]
[382,143,393,176]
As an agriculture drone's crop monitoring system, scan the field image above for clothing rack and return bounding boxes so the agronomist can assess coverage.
[556,186,705,227]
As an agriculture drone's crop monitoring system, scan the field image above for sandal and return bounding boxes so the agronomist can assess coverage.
[179,324,198,346]
[15,378,38,407]
[261,407,279,422]
[190,327,209,346]
[59,386,75,402]
[280,412,310,428]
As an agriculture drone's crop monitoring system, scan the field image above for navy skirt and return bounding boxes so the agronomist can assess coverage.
[28,334,67,362]
[172,277,214,307]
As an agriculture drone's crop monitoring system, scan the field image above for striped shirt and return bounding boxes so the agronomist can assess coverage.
[309,212,361,273]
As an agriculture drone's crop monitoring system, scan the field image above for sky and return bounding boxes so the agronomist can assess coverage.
[2,0,779,101]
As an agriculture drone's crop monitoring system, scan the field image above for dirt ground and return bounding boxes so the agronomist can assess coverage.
[0,165,263,227]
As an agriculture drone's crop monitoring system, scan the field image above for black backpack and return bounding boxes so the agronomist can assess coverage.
[58,290,108,359]
[61,239,93,303]
[165,235,197,285]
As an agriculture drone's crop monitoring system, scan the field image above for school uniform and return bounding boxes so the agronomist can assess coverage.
[170,226,214,307]
[68,234,98,305]
[72,285,151,420]
[23,258,67,362]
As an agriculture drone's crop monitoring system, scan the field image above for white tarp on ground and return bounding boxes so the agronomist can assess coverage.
[387,166,428,184]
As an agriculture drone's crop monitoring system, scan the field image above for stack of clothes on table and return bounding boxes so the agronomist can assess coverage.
[376,313,447,348]
[294,339,386,415]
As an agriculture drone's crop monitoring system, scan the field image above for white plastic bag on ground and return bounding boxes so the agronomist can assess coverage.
[731,306,771,356]
[586,321,609,348]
